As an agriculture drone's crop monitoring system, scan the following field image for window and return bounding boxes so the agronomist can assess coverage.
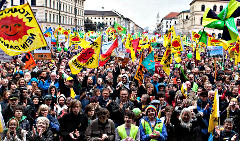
[45,0,47,7]
[237,19,240,26]
[201,5,205,11]
[49,14,51,22]
[45,13,47,22]
[213,5,217,12]
[220,5,223,12]
[218,33,222,39]
[20,0,25,5]
[53,1,55,9]
[50,0,51,8]
[57,2,58,10]
[175,21,177,24]
[212,33,215,37]
[166,25,168,28]
[11,0,13,6]
[53,14,55,23]
[200,17,203,25]
[186,15,189,20]
[56,15,58,23]
[31,0,36,6]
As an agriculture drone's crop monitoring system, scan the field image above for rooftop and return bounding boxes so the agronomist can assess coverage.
[84,10,119,17]
[163,12,179,20]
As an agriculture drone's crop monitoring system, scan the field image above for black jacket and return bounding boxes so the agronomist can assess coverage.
[59,112,88,141]
[2,105,14,123]
[27,128,53,141]
[214,130,239,141]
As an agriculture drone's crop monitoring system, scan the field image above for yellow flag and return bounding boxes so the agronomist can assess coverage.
[192,31,200,42]
[54,25,64,37]
[181,83,187,98]
[161,39,172,76]
[70,88,76,98]
[163,26,176,47]
[126,34,136,62]
[69,36,102,74]
[79,38,90,49]
[196,46,201,60]
[172,35,183,52]
[0,3,47,56]
[208,89,219,133]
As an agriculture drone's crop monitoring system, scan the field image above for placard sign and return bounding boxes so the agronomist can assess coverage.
[207,46,223,57]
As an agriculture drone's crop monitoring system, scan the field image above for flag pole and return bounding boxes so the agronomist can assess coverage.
[96,34,103,80]
[214,58,217,81]
[195,27,206,67]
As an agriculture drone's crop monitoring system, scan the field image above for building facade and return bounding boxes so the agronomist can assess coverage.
[3,0,85,31]
[85,10,143,33]
[176,10,191,35]
[158,12,179,34]
[175,0,240,38]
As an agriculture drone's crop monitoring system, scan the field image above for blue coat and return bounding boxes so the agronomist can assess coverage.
[139,116,167,141]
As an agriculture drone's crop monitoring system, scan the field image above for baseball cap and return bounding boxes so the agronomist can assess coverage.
[9,94,19,100]
[44,95,52,100]
[66,76,73,81]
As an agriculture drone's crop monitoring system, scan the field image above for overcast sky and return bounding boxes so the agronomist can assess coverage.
[85,0,193,30]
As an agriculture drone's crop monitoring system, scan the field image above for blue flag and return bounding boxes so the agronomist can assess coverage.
[142,51,155,75]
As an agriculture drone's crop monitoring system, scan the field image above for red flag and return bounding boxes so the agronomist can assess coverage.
[22,52,36,70]
[131,38,140,53]
[99,39,118,66]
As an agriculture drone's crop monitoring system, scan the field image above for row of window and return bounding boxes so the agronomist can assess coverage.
[45,13,83,26]
[44,0,84,16]
[94,21,113,26]
[201,5,223,12]
[87,17,116,21]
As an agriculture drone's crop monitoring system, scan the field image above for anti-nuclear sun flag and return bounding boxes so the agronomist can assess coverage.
[0,3,47,56]
[69,36,102,74]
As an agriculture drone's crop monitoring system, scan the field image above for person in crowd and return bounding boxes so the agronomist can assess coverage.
[84,103,96,126]
[0,90,11,111]
[115,110,140,141]
[59,99,88,140]
[214,118,239,141]
[37,104,60,137]
[3,118,27,141]
[54,94,67,117]
[12,105,30,131]
[27,117,53,141]
[107,88,135,127]
[220,98,240,133]
[43,72,59,93]
[139,105,167,141]
[98,88,112,108]
[85,108,115,141]
[2,94,19,123]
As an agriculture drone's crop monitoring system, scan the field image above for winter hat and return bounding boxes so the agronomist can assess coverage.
[145,105,157,116]
[132,108,141,116]
[30,78,39,84]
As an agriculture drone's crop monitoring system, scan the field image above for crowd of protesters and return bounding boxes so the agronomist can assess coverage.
[0,46,239,141]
